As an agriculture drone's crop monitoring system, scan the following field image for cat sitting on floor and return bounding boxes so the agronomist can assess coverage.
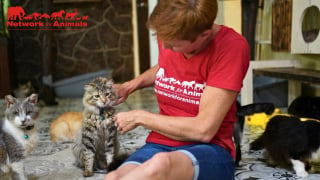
[0,94,39,180]
[13,75,58,107]
[50,111,83,143]
[250,115,320,177]
[72,77,127,177]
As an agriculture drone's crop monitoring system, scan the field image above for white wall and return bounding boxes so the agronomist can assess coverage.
[215,0,242,34]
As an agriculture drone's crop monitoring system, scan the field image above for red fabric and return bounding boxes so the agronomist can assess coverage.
[146,25,250,159]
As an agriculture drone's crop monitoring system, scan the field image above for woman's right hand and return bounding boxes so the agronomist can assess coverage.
[112,83,131,106]
[112,64,159,106]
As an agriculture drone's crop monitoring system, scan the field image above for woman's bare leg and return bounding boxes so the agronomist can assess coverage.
[116,151,194,180]
[105,164,139,180]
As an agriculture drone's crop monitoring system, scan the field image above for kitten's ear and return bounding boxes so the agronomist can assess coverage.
[84,84,94,91]
[105,79,113,86]
[5,95,16,108]
[97,77,104,80]
[27,93,38,105]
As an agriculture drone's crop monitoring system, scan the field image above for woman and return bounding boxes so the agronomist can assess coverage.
[105,0,249,179]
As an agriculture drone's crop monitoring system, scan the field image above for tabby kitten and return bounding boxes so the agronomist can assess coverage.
[13,82,35,98]
[13,79,58,107]
[72,77,120,177]
[0,94,39,180]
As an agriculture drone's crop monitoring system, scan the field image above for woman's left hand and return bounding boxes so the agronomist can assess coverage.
[113,110,144,134]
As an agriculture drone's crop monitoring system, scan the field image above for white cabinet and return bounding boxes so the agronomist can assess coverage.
[291,0,320,54]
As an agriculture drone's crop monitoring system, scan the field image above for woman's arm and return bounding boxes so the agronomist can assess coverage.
[113,64,159,105]
[114,86,237,143]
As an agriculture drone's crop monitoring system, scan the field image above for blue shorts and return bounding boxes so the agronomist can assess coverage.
[122,143,235,180]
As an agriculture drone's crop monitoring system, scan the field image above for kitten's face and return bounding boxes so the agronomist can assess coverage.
[84,77,117,108]
[5,94,39,128]
[19,82,34,96]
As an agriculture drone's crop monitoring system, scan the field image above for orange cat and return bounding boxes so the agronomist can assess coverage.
[50,111,83,143]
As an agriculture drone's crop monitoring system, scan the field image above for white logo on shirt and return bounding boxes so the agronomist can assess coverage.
[155,68,205,105]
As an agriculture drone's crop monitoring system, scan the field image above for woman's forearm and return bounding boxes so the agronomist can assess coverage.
[134,86,238,142]
[125,64,159,93]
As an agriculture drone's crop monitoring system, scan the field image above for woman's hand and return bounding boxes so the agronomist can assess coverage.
[112,83,131,106]
[112,64,159,106]
[113,110,145,134]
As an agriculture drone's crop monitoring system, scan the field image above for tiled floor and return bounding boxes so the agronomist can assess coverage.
[1,88,320,179]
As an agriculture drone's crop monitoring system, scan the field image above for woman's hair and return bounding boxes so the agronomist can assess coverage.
[147,0,218,42]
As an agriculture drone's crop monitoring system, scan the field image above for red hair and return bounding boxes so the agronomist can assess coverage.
[147,0,218,42]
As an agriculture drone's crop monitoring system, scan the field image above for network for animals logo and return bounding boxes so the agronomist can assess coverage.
[6,6,88,30]
[154,68,205,105]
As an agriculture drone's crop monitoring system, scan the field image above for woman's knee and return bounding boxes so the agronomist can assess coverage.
[105,164,139,180]
[104,171,118,180]
[146,153,173,175]
[145,152,194,179]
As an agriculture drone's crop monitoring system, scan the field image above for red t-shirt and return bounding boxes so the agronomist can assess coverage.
[146,25,250,159]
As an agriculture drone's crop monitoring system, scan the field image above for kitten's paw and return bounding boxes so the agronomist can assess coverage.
[296,170,309,178]
[83,170,94,177]
[291,159,309,178]
[0,164,11,173]
[96,161,108,170]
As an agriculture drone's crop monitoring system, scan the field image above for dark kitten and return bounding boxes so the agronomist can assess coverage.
[30,75,58,106]
[13,82,35,99]
[14,75,58,106]
[234,102,275,166]
[250,115,320,177]
[237,103,275,117]
[288,96,320,120]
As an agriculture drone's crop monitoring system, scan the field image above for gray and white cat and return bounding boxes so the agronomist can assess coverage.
[0,94,39,180]
[72,77,122,177]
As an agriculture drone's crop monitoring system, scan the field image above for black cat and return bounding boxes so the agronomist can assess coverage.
[249,96,320,177]
[250,115,320,178]
[234,102,275,166]
[31,76,58,106]
[288,96,320,120]
[13,75,58,106]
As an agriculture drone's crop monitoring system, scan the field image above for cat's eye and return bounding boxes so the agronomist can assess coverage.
[13,111,19,115]
[94,95,100,98]
[26,111,32,115]
[106,93,110,97]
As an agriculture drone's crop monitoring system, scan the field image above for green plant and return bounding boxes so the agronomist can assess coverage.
[0,0,10,36]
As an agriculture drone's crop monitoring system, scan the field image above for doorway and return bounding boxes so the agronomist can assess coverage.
[136,0,150,74]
